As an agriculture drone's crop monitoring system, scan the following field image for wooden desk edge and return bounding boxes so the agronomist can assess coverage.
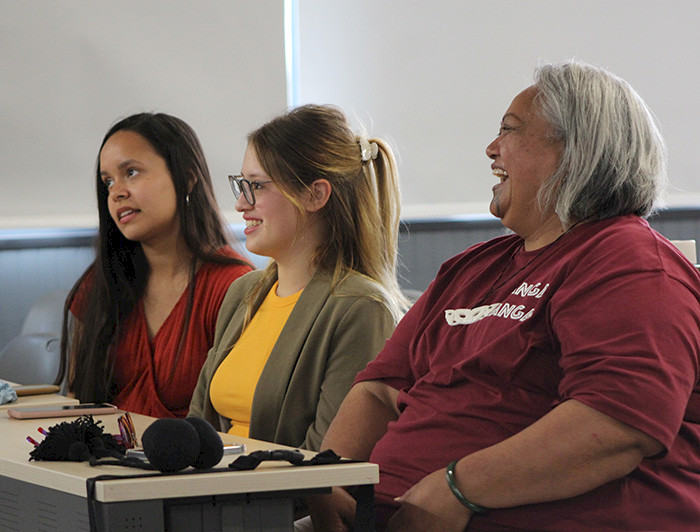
[93,461,380,502]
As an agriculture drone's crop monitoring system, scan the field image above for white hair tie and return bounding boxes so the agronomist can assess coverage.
[359,138,379,162]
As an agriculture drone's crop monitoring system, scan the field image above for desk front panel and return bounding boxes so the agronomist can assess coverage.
[1,474,307,532]
[1,412,378,531]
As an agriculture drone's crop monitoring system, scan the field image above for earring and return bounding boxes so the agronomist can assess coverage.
[185,194,190,206]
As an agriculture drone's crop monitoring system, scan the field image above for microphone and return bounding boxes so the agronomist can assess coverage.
[141,417,224,472]
[142,418,199,472]
[184,416,224,469]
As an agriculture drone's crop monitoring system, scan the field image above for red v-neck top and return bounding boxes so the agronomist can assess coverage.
[71,248,252,417]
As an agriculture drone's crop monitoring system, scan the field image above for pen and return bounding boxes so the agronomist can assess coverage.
[38,427,48,436]
[26,436,39,446]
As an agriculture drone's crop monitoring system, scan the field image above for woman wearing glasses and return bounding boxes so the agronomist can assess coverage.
[59,113,253,418]
[188,104,407,450]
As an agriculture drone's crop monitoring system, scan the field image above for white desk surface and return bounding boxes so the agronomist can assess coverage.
[0,412,379,503]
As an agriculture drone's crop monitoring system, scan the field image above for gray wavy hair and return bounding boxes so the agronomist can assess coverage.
[534,61,668,227]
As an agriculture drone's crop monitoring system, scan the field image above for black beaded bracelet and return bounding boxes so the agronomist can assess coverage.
[445,460,490,514]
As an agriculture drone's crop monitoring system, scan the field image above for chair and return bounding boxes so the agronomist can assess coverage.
[670,239,697,264]
[0,290,67,385]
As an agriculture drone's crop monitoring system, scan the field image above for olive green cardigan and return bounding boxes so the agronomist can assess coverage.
[188,269,396,450]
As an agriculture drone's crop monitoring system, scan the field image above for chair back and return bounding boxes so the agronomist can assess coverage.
[0,334,61,384]
[21,290,67,335]
[0,290,66,385]
[670,240,697,264]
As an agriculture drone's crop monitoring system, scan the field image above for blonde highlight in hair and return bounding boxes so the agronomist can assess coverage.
[243,104,407,322]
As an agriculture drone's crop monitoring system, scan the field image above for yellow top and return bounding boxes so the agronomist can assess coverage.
[209,281,301,437]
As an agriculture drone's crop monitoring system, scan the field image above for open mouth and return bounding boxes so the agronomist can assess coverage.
[245,219,262,228]
[117,208,139,222]
[492,168,509,182]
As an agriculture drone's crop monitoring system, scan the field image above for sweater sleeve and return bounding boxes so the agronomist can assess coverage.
[303,295,396,450]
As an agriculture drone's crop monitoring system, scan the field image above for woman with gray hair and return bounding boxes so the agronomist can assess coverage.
[306,61,699,531]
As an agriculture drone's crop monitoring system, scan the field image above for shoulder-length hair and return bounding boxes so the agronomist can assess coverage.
[58,112,250,401]
[244,104,408,322]
[534,60,668,227]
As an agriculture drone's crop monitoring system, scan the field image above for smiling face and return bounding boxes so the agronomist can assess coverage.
[99,130,180,246]
[236,144,312,263]
[485,86,563,238]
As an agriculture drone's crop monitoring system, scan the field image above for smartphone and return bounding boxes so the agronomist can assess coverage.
[7,402,118,419]
[126,443,246,461]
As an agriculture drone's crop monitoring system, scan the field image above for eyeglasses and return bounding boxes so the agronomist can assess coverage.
[228,175,272,206]
[117,411,138,449]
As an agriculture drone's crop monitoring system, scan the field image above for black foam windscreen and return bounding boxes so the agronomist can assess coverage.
[142,418,200,472]
[184,417,224,469]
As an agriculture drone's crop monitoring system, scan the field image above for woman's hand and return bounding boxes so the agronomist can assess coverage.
[307,487,357,532]
[387,468,472,532]
[307,381,400,531]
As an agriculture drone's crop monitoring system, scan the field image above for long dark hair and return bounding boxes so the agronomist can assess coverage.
[57,112,251,401]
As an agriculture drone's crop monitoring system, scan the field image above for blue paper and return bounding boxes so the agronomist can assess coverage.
[0,381,18,404]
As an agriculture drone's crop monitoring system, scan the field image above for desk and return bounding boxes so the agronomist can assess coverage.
[0,413,378,531]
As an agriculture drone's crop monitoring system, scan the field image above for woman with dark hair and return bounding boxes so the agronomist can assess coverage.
[189,104,408,450]
[58,112,253,418]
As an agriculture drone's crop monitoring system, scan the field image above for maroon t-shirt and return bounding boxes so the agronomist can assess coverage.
[357,215,700,531]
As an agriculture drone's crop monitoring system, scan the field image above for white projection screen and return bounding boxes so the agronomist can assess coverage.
[0,0,288,228]
[2,1,700,226]
[297,0,700,219]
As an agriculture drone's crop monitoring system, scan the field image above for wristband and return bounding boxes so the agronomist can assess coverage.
[445,460,490,514]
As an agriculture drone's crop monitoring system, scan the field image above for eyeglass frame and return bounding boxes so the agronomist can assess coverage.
[228,175,273,206]
[117,411,138,449]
